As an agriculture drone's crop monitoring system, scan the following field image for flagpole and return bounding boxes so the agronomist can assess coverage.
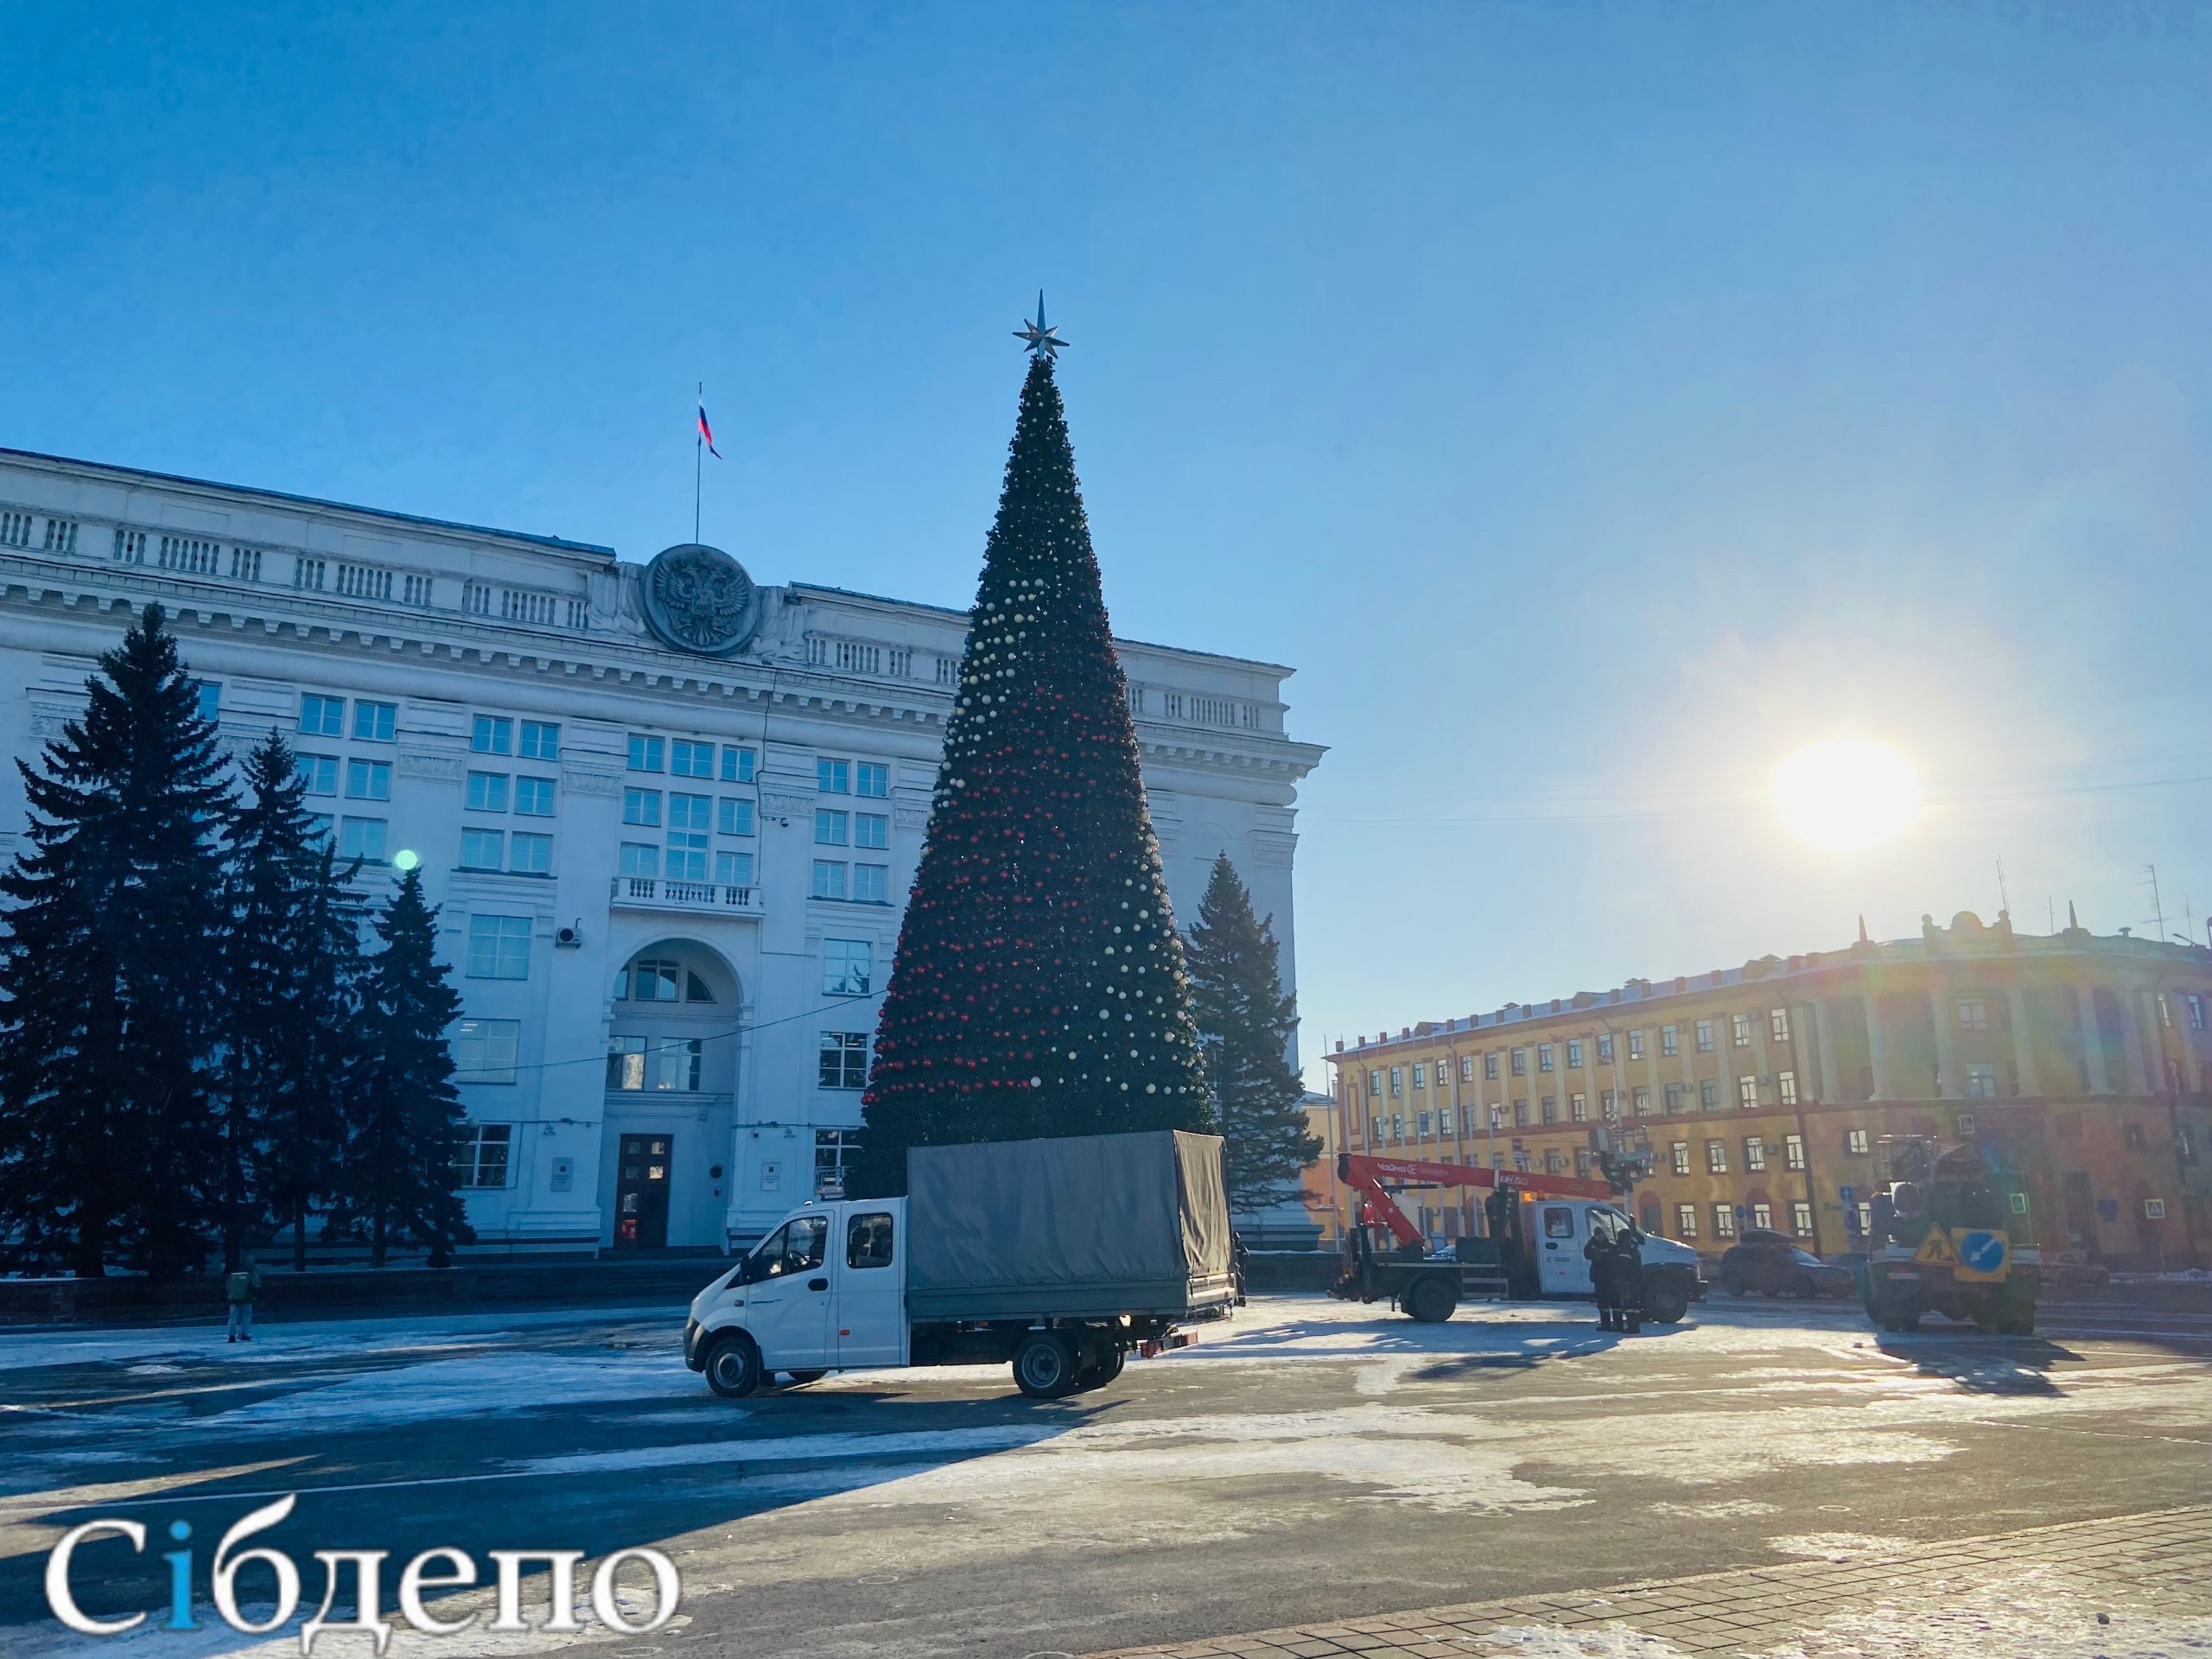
[694,381,703,544]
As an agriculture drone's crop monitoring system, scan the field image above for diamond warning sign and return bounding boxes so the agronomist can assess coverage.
[1914,1227,1960,1267]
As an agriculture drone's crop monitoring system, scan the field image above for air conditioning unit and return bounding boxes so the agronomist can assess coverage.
[555,923,584,949]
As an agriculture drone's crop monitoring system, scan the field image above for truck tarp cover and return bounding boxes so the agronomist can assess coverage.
[905,1130,1233,1321]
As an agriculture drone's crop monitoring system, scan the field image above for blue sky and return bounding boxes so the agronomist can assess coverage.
[7,3,2208,1084]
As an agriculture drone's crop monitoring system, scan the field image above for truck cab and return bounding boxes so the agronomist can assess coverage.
[1519,1197,1704,1316]
[684,1198,911,1394]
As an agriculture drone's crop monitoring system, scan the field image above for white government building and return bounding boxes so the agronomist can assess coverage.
[0,447,1324,1254]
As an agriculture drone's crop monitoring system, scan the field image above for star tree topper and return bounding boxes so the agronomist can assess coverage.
[1014,290,1068,359]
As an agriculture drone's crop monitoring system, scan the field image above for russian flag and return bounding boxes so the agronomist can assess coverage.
[697,397,721,459]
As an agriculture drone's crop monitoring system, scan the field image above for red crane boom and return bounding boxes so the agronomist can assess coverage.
[1338,1152,1614,1249]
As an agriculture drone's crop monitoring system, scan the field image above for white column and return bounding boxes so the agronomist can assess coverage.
[2006,987,2040,1097]
[1863,994,1891,1102]
[1815,999,1841,1103]
[1931,989,1961,1099]
[2076,986,2112,1094]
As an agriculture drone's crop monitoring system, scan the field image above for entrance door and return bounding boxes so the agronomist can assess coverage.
[1536,1204,1590,1295]
[2062,1171,2097,1255]
[614,1134,672,1249]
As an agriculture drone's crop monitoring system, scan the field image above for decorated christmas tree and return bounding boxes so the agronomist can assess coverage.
[853,314,1211,1197]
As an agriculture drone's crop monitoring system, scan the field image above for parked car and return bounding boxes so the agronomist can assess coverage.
[2043,1257,2111,1291]
[1717,1230,1856,1299]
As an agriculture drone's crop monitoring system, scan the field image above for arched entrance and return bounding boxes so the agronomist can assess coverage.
[603,938,741,1250]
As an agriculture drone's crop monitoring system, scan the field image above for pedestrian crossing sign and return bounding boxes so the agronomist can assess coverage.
[1914,1228,1959,1267]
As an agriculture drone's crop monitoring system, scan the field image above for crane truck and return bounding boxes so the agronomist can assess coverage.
[1330,1152,1705,1325]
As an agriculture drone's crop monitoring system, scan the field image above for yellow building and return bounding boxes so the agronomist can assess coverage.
[1325,912,2212,1269]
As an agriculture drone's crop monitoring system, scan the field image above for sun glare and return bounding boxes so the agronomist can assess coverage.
[1771,737,1922,852]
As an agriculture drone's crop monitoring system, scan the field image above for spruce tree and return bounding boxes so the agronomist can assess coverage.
[854,351,1210,1197]
[222,734,366,1273]
[334,867,472,1267]
[1185,853,1321,1215]
[0,604,233,1276]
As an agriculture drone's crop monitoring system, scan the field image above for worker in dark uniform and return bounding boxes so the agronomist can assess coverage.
[1586,1217,1624,1332]
[1614,1222,1645,1334]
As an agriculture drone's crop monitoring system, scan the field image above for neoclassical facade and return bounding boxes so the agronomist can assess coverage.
[0,447,1324,1253]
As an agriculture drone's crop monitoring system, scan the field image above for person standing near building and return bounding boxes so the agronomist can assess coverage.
[225,1255,263,1343]
[1586,1217,1623,1332]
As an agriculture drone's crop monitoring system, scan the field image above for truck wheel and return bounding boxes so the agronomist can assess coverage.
[1012,1332,1081,1400]
[703,1334,762,1400]
[1075,1348,1127,1392]
[1406,1277,1458,1324]
[1720,1270,1747,1297]
[1643,1278,1689,1325]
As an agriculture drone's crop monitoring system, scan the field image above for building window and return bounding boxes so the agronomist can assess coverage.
[1543,1148,1565,1174]
[466,772,510,813]
[1368,1070,1382,1096]
[1389,1066,1402,1095]
[338,817,387,863]
[452,1124,512,1189]
[819,1032,870,1090]
[1791,1201,1815,1238]
[1712,1205,1737,1240]
[1777,1070,1799,1107]
[715,849,754,886]
[514,776,556,817]
[1956,998,1989,1032]
[816,1129,861,1198]
[855,812,890,850]
[1564,1038,1584,1069]
[853,863,889,903]
[1484,1054,1500,1079]
[667,794,710,880]
[1570,1092,1588,1123]
[824,938,874,995]
[1676,1204,1698,1239]
[1628,1029,1645,1060]
[195,681,222,722]
[2125,1122,2147,1151]
[619,842,658,880]
[604,1035,702,1092]
[1574,1148,1593,1179]
[813,810,849,846]
[1695,1020,1714,1053]
[1370,1115,1384,1143]
[1413,1061,1429,1089]
[1847,1128,1869,1154]
[1751,1202,1773,1230]
[812,860,849,899]
[1513,1099,1529,1126]
[1700,1078,1719,1110]
[1737,1075,1759,1109]
[473,715,514,755]
[298,694,344,737]
[1783,1134,1807,1171]
[1706,1139,1727,1174]
[1661,1026,1679,1058]
[2188,994,2206,1032]
[622,787,662,828]
[345,760,391,801]
[461,828,504,870]
[1770,1007,1792,1044]
[466,914,531,979]
[1745,1136,1766,1172]
[511,832,553,874]
[1633,1085,1651,1116]
[1664,1082,1685,1114]
[1417,1110,1432,1137]
[352,701,397,742]
[856,761,889,798]
[1670,1141,1691,1176]
[1511,1048,1527,1076]
[520,720,560,760]
[1855,1201,1875,1236]
[1537,1043,1555,1072]
[454,1019,520,1084]
[719,798,755,836]
[1596,1033,1614,1064]
[626,734,664,772]
[1460,1055,1475,1082]
[1965,1064,1997,1099]
[1541,1096,1558,1125]
[1731,1013,1752,1048]
[817,758,850,794]
[720,746,756,783]
[671,739,715,779]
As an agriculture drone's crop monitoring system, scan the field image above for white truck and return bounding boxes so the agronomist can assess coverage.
[683,1128,1236,1400]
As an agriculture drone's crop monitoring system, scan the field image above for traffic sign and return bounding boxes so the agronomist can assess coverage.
[1840,1185,1855,1205]
[1955,1229,2011,1282]
[1914,1228,1959,1267]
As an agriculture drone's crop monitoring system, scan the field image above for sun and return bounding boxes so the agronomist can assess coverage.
[1771,737,1922,852]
